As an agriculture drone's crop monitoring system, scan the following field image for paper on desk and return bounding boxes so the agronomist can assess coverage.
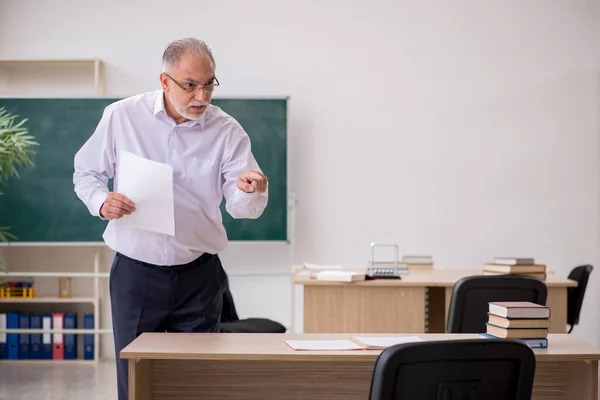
[114,150,175,236]
[284,339,363,351]
[351,336,424,349]
[303,263,344,270]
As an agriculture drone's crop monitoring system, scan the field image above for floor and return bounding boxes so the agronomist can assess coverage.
[0,360,117,400]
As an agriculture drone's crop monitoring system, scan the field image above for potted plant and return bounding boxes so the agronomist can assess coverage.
[0,107,38,289]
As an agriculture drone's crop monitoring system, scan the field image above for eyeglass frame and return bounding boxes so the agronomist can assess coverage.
[165,73,220,94]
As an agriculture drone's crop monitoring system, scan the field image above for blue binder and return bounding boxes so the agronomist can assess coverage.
[29,314,42,359]
[7,312,19,360]
[83,313,94,360]
[18,313,30,359]
[0,313,7,359]
[63,313,77,360]
[41,314,53,360]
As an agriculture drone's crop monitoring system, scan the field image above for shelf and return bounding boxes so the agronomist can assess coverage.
[0,328,112,334]
[0,58,104,95]
[2,272,109,278]
[0,297,95,303]
[0,249,106,361]
[0,359,98,364]
[0,58,102,64]
[0,242,106,247]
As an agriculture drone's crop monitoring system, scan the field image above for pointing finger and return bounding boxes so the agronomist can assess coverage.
[246,170,266,181]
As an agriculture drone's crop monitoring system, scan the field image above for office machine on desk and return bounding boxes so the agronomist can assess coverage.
[366,243,408,279]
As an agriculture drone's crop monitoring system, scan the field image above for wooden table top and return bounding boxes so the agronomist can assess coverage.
[121,333,599,362]
[292,267,577,287]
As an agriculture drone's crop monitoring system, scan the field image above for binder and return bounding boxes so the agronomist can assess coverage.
[7,312,19,360]
[29,314,43,359]
[18,313,30,359]
[41,314,53,359]
[52,313,64,360]
[0,313,6,359]
[83,313,94,360]
[63,313,77,360]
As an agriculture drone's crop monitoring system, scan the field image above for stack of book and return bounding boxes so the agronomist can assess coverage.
[483,257,547,280]
[480,301,550,349]
[402,255,434,270]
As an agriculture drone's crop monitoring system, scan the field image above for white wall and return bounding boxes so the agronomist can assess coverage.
[0,0,599,356]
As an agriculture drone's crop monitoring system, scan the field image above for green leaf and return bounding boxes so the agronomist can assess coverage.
[0,107,37,243]
[0,226,17,242]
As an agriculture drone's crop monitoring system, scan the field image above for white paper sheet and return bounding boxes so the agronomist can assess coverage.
[284,340,363,351]
[114,150,175,236]
[302,263,344,270]
[351,336,424,348]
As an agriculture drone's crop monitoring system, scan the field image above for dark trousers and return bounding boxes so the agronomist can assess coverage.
[109,252,227,400]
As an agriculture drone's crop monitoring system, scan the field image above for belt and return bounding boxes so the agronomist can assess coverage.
[116,252,215,270]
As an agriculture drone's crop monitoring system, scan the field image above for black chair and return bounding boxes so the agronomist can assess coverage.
[446,275,547,333]
[369,339,536,400]
[219,270,286,333]
[567,265,593,333]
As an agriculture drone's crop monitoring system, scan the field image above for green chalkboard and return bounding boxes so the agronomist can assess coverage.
[0,97,287,242]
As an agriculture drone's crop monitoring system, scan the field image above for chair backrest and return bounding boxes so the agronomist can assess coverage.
[369,339,536,400]
[567,265,593,327]
[446,275,547,333]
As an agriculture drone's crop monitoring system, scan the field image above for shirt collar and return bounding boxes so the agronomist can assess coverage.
[153,90,206,129]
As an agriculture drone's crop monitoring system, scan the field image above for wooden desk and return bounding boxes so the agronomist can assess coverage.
[293,268,577,334]
[121,332,599,400]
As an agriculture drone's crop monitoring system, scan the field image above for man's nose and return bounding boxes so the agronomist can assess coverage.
[194,89,208,102]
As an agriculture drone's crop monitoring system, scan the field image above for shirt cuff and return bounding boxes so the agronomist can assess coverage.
[91,191,109,219]
[236,189,267,203]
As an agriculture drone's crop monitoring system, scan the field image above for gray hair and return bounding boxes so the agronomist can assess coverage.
[162,38,216,73]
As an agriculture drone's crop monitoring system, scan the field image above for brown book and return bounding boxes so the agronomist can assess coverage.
[488,301,550,319]
[486,324,548,339]
[483,271,547,280]
[487,314,551,329]
[484,264,546,273]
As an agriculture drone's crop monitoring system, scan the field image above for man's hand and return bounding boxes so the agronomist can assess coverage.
[100,192,136,220]
[237,170,268,193]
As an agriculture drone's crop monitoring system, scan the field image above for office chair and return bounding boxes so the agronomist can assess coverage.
[567,265,593,333]
[219,268,286,333]
[446,275,547,333]
[369,339,536,400]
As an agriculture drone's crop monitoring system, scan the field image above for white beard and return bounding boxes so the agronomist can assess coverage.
[168,91,206,121]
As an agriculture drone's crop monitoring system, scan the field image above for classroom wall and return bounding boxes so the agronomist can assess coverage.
[1,0,599,357]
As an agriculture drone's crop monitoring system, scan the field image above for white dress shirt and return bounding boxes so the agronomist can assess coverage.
[73,90,268,266]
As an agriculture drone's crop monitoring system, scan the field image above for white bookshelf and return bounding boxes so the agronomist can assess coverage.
[0,58,104,96]
[0,250,110,362]
[3,272,109,278]
[0,297,96,304]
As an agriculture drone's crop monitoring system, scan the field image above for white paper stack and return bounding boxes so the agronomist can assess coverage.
[316,270,365,282]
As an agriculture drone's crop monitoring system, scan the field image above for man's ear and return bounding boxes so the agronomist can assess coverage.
[159,73,169,92]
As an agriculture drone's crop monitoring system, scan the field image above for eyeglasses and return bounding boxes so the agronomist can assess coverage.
[165,73,220,94]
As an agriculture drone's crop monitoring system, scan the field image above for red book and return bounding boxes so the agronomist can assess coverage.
[52,313,64,360]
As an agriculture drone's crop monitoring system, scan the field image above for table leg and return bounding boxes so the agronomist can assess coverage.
[427,287,447,333]
[128,358,153,400]
[547,287,568,333]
